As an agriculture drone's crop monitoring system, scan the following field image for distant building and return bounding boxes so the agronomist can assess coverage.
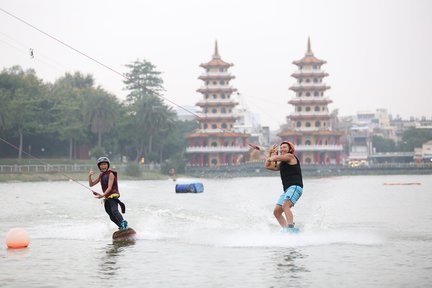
[279,38,343,164]
[175,105,199,122]
[355,109,397,141]
[185,42,250,166]
[347,123,371,166]
[414,140,432,163]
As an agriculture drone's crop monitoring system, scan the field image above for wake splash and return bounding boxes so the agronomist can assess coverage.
[28,217,384,248]
[26,202,384,248]
[125,204,385,248]
[29,221,113,241]
[133,225,384,248]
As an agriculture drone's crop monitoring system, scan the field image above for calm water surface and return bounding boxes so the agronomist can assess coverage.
[1,175,431,288]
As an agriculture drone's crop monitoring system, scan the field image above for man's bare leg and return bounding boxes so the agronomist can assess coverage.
[282,200,294,226]
[273,205,287,228]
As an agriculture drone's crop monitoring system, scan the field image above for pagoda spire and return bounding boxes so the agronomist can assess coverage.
[306,36,313,56]
[213,40,220,59]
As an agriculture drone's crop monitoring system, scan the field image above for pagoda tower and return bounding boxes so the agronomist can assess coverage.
[279,38,343,165]
[185,41,250,167]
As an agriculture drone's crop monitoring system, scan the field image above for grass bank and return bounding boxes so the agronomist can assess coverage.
[0,171,168,182]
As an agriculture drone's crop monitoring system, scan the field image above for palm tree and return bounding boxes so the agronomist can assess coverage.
[50,72,95,159]
[131,96,176,161]
[84,88,119,147]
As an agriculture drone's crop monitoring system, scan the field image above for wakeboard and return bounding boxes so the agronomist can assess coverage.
[112,227,136,241]
[281,227,300,234]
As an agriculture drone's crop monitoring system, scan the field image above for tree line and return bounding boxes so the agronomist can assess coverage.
[0,59,198,171]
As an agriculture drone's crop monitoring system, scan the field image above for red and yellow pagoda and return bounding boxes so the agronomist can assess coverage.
[279,38,343,164]
[185,42,250,166]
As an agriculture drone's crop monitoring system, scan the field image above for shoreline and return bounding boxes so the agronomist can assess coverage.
[2,166,432,182]
[0,171,169,183]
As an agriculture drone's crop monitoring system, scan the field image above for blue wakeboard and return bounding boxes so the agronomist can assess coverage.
[281,227,300,234]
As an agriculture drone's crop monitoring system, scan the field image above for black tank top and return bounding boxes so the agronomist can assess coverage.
[279,155,303,191]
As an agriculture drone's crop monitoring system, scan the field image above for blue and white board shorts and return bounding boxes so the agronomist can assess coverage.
[277,185,303,206]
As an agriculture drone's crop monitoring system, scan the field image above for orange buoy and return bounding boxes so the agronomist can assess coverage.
[6,228,30,249]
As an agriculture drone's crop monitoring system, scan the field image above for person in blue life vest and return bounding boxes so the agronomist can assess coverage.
[89,157,128,230]
[264,141,303,233]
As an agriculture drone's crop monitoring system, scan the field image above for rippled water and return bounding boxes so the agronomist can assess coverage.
[1,175,431,287]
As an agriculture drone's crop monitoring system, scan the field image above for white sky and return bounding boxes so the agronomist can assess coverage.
[1,0,431,130]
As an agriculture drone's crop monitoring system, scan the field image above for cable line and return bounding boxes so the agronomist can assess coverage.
[0,7,261,140]
[0,137,99,195]
[0,7,202,120]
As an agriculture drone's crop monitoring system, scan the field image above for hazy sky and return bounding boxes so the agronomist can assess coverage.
[1,0,431,129]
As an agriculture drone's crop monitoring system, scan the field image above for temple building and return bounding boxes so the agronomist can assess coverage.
[279,38,343,164]
[185,42,250,166]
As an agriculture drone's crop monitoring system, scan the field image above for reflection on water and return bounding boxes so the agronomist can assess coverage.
[271,248,309,285]
[6,247,31,258]
[98,241,135,278]
[1,176,431,288]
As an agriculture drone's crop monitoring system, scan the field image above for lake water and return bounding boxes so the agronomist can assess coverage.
[1,175,431,288]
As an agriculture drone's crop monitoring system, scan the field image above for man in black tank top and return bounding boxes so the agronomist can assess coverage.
[265,141,303,233]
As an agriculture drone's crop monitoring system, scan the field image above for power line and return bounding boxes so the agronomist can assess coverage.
[0,7,263,140]
[0,7,202,120]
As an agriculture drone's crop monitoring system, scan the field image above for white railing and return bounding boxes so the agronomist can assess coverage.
[0,164,94,173]
[198,86,236,90]
[290,112,330,117]
[186,146,250,153]
[289,96,332,102]
[200,72,233,77]
[193,128,246,134]
[197,113,238,119]
[296,144,343,151]
[196,99,237,105]
[292,69,327,75]
[0,163,161,173]
[290,83,328,89]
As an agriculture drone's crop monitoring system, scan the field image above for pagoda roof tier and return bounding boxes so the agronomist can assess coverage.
[288,114,331,120]
[200,59,233,68]
[200,41,233,68]
[293,144,343,152]
[198,74,235,81]
[278,130,344,137]
[186,146,250,153]
[293,56,326,66]
[289,84,330,92]
[197,87,238,93]
[196,101,238,108]
[288,98,333,105]
[291,71,328,78]
[196,114,239,121]
[187,131,249,138]
[293,37,327,66]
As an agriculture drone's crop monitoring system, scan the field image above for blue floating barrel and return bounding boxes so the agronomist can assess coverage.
[175,183,204,193]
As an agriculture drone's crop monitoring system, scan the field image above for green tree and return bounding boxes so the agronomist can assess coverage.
[0,66,49,159]
[372,135,396,152]
[49,72,92,159]
[160,119,198,160]
[399,128,432,151]
[83,87,119,148]
[123,59,164,103]
[160,119,198,173]
[138,97,176,157]
[122,59,177,162]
